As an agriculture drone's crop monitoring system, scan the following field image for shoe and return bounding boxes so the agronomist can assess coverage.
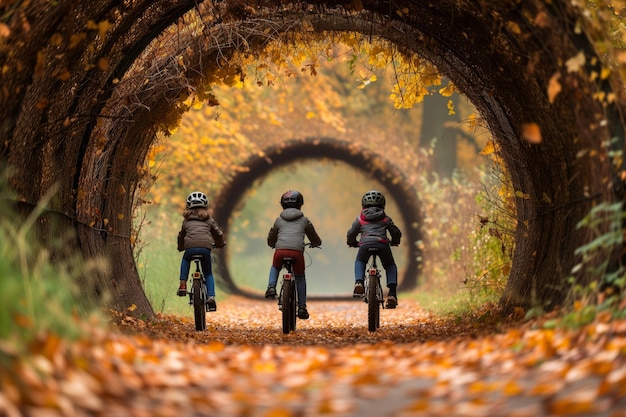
[177,281,187,296]
[297,306,310,320]
[207,296,217,312]
[386,295,398,309]
[353,281,365,297]
[265,286,277,299]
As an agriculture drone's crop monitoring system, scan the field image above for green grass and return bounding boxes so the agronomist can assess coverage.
[136,225,234,315]
[0,176,105,348]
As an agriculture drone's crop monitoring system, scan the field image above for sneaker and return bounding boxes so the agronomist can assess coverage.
[297,306,310,320]
[177,281,187,296]
[386,295,398,309]
[265,286,277,299]
[353,281,365,297]
[207,296,217,312]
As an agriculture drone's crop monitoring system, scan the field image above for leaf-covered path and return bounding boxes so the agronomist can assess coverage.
[3,298,626,417]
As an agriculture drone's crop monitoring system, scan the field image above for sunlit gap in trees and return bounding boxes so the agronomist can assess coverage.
[226,159,408,297]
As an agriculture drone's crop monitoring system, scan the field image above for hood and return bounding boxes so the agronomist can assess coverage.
[360,207,386,222]
[280,208,304,221]
[186,213,206,221]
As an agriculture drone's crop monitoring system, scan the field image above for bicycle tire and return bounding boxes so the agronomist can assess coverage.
[376,277,383,328]
[367,272,379,332]
[290,283,297,331]
[192,279,206,331]
[282,279,295,334]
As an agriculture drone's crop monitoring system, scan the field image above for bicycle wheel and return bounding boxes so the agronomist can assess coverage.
[367,272,380,332]
[192,279,207,331]
[282,279,295,334]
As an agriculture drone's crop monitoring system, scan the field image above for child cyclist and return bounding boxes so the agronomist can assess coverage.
[177,191,225,311]
[264,190,322,320]
[347,190,402,308]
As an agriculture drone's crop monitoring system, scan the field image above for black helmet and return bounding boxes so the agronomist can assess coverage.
[280,190,304,209]
[361,190,385,208]
[186,191,208,209]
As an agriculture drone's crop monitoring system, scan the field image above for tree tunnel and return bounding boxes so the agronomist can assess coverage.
[210,137,424,299]
[1,0,625,319]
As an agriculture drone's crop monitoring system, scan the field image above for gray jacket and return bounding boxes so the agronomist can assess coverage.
[178,214,225,251]
[267,208,322,251]
[346,207,402,247]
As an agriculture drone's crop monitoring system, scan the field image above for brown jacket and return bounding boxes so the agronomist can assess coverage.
[177,214,225,251]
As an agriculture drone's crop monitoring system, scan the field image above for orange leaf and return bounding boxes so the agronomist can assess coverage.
[0,23,10,38]
[521,122,542,144]
[69,33,87,49]
[548,72,561,103]
[97,57,109,71]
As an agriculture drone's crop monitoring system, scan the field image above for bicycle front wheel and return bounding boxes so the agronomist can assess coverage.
[281,279,295,334]
[192,280,207,331]
[367,274,380,332]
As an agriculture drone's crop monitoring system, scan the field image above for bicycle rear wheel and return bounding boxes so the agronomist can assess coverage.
[367,273,380,332]
[281,279,295,334]
[290,284,297,331]
[192,279,207,331]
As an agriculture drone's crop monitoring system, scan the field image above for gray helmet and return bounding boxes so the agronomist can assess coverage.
[361,190,385,208]
[186,191,208,209]
[280,190,304,209]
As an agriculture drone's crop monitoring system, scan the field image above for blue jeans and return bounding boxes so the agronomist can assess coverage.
[268,266,307,307]
[354,243,397,287]
[180,247,215,297]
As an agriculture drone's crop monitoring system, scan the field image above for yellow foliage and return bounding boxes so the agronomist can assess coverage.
[439,83,455,97]
[447,99,455,115]
[480,140,496,156]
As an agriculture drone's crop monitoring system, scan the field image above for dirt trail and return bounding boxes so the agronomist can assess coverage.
[3,297,626,417]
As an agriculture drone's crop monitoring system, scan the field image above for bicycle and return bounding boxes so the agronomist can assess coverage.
[278,256,297,334]
[273,243,319,334]
[185,254,216,331]
[360,247,385,332]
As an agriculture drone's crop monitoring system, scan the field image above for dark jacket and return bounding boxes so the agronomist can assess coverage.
[178,214,225,251]
[267,208,322,251]
[346,207,401,247]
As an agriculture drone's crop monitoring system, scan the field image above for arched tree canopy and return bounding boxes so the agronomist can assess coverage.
[211,137,425,297]
[1,0,624,318]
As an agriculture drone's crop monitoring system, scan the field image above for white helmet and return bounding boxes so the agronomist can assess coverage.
[186,191,208,209]
[361,190,386,208]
